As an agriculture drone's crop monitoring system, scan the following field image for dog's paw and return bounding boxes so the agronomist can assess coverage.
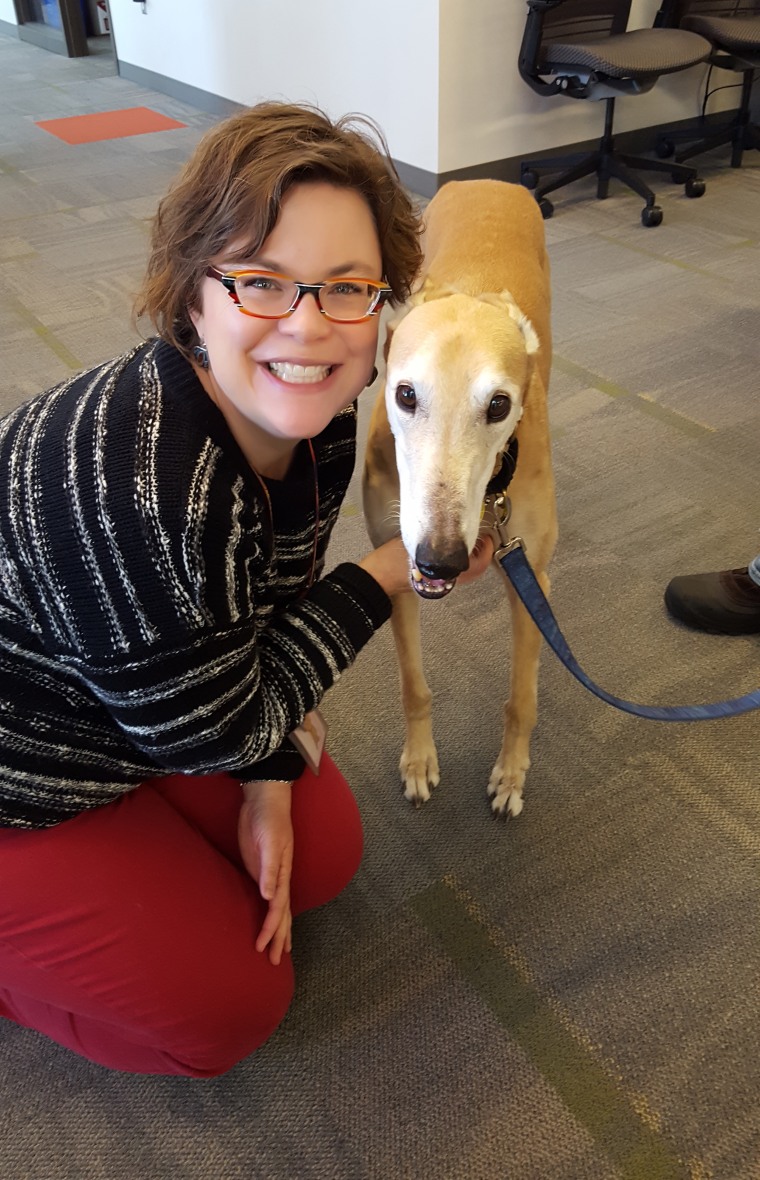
[400,742,440,807]
[487,758,527,820]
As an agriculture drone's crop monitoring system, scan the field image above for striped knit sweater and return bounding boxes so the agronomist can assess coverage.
[0,339,391,829]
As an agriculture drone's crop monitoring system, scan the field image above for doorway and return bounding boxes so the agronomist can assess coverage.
[14,0,111,58]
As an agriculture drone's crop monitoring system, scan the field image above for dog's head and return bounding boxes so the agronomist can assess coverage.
[385,283,539,599]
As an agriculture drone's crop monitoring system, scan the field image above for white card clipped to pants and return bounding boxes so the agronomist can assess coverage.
[288,709,328,775]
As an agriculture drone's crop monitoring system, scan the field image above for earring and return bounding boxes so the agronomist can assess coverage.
[366,366,379,387]
[192,342,210,370]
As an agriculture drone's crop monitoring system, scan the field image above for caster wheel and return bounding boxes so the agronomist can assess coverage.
[641,204,663,228]
[656,138,675,159]
[685,177,706,198]
[521,168,539,190]
[538,197,554,220]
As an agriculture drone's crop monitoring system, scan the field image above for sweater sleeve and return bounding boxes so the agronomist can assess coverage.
[56,560,391,780]
[237,565,391,783]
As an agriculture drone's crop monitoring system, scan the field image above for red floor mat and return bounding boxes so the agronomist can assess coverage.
[36,107,187,145]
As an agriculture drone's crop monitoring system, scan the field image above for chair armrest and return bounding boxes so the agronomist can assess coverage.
[518,0,596,100]
[654,0,682,29]
[519,0,572,97]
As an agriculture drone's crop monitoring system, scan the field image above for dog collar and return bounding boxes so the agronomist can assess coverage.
[485,436,518,500]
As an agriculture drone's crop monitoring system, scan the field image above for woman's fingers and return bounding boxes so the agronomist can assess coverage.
[267,909,293,966]
[255,851,293,956]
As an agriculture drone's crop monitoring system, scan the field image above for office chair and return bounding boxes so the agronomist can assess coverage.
[655,1,760,168]
[518,0,711,226]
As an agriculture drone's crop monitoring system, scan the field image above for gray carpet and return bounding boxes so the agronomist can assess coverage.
[1,32,759,1180]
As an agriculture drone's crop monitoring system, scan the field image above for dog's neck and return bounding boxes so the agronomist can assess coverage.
[485,436,519,500]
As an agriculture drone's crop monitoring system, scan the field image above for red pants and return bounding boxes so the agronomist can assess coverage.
[0,754,362,1077]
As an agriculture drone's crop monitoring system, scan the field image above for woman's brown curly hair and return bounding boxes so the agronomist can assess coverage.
[135,101,423,359]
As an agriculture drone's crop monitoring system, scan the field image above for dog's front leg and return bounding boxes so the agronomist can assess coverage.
[390,591,439,805]
[488,570,550,818]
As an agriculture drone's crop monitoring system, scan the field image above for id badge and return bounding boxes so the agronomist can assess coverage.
[288,708,328,775]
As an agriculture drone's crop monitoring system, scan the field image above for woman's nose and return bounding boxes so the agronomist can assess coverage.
[279,291,330,337]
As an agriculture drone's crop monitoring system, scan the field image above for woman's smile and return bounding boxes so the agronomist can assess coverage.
[263,360,337,385]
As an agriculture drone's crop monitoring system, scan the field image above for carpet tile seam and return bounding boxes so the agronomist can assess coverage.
[596,233,752,277]
[551,354,717,438]
[410,875,710,1180]
[2,293,82,370]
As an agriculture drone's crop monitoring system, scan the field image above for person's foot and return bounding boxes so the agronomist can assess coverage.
[664,567,760,635]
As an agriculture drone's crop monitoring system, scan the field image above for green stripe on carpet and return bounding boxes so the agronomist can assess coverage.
[5,294,82,371]
[552,354,714,438]
[411,878,691,1180]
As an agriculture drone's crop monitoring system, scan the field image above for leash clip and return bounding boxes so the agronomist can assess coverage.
[482,492,525,561]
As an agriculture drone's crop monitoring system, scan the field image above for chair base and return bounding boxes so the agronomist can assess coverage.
[520,98,704,226]
[523,148,700,203]
[656,68,760,170]
[658,116,760,169]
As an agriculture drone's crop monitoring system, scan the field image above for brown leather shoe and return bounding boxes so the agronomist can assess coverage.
[664,567,760,635]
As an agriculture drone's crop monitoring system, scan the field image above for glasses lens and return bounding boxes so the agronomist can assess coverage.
[234,273,296,316]
[321,280,379,321]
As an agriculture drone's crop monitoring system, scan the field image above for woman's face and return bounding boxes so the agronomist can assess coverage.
[190,181,383,468]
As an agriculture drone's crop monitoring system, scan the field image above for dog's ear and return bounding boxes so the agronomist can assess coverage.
[479,290,540,358]
[384,277,466,360]
[383,280,437,361]
[412,277,461,305]
[506,303,540,358]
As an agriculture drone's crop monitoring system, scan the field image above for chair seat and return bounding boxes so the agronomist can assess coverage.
[541,27,710,77]
[681,14,760,55]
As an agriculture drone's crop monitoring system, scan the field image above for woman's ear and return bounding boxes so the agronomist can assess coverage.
[188,304,202,337]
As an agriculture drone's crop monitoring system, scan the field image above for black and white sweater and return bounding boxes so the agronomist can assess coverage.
[0,339,391,828]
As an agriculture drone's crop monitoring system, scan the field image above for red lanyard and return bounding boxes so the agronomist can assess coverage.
[251,438,320,597]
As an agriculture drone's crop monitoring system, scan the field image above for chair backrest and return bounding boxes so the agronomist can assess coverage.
[541,0,632,43]
[658,0,760,23]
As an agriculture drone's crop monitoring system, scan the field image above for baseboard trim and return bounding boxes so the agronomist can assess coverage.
[427,111,739,195]
[117,61,244,119]
[0,19,20,38]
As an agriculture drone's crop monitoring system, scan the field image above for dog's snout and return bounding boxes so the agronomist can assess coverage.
[414,540,469,581]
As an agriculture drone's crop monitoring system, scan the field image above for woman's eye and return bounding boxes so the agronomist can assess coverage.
[239,275,280,291]
[331,281,364,296]
[487,394,512,423]
[395,384,417,413]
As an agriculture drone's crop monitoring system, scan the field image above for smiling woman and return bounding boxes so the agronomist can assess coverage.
[0,101,493,1080]
[188,182,385,477]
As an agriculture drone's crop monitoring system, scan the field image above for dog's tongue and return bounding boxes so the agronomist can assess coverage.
[411,566,455,600]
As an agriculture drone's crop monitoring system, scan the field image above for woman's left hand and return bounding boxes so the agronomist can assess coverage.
[238,780,294,965]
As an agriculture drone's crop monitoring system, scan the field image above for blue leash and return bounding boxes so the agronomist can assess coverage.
[488,514,760,721]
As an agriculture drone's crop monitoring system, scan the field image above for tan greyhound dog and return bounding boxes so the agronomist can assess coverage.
[362,179,557,817]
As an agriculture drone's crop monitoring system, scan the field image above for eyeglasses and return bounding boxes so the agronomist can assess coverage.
[205,267,393,324]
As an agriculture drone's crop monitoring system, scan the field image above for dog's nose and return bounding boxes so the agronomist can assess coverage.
[414,540,469,581]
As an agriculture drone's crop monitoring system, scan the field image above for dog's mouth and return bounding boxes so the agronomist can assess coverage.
[410,566,456,600]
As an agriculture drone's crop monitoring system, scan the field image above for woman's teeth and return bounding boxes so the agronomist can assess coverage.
[267,362,332,383]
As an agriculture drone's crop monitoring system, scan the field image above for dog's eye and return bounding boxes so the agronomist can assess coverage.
[395,384,417,413]
[487,394,512,423]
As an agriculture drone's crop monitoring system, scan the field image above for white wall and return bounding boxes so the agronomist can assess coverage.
[0,1,19,24]
[109,0,441,175]
[109,0,739,178]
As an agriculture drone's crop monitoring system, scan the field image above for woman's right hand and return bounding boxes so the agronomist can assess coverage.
[238,780,294,966]
[358,537,414,598]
